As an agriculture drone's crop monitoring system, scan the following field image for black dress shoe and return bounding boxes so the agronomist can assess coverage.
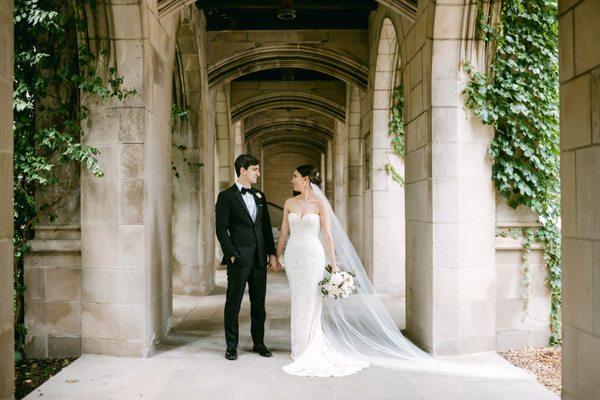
[225,346,237,360]
[252,343,272,357]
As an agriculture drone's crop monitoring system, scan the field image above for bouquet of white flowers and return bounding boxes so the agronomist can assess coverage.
[318,264,357,299]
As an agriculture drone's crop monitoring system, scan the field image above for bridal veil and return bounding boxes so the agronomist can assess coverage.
[309,183,532,380]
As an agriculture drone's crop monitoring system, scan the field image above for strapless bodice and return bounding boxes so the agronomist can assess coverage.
[288,213,321,240]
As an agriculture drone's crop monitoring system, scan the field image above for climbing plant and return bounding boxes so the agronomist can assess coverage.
[171,104,204,178]
[385,84,405,186]
[13,0,136,359]
[463,0,561,345]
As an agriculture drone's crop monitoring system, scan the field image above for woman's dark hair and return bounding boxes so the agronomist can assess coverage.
[296,164,322,186]
[234,153,260,177]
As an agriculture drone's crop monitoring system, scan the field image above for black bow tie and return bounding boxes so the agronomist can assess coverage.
[240,187,255,195]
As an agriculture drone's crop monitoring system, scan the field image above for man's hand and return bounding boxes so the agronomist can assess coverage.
[268,255,279,271]
[230,256,236,264]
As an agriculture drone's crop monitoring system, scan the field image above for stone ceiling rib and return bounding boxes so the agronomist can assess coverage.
[245,120,333,142]
[232,92,345,123]
[208,45,368,91]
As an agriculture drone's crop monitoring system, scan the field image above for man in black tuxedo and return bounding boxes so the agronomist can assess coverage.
[215,154,279,360]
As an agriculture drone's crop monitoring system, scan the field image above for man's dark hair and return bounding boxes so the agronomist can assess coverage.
[234,154,260,177]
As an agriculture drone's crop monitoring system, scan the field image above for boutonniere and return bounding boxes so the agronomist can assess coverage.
[255,192,262,199]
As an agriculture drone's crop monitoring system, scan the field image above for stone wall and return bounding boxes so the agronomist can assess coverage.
[0,0,14,398]
[24,227,81,358]
[262,145,322,229]
[494,196,551,350]
[559,0,600,398]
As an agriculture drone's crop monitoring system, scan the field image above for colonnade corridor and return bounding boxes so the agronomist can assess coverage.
[2,0,599,399]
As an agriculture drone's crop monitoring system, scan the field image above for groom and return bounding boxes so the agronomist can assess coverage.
[215,154,278,361]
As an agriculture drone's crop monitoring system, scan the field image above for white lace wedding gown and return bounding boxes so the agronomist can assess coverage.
[281,212,369,377]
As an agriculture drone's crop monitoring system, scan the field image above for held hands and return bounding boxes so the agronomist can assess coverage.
[268,255,281,271]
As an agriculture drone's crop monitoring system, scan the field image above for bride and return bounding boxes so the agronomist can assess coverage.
[276,165,369,377]
[275,165,532,379]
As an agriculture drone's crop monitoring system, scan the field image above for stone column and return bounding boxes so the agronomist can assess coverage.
[320,152,326,193]
[347,86,364,259]
[370,81,405,294]
[171,12,213,295]
[0,1,15,398]
[333,120,349,229]
[216,85,232,192]
[404,2,496,354]
[559,1,600,399]
[326,141,333,200]
[232,121,244,168]
[80,2,176,356]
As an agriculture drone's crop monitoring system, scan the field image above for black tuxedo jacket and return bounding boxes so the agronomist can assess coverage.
[215,184,276,268]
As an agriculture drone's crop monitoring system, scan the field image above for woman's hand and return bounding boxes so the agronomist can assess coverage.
[331,264,340,273]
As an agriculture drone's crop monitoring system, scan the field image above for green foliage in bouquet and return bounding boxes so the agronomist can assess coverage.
[319,265,358,299]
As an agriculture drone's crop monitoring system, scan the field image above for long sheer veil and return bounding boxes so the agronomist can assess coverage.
[309,183,532,379]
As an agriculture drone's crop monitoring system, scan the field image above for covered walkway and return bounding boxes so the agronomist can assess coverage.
[23,272,556,400]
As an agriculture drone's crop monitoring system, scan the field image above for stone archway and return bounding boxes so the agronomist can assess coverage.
[208,44,368,91]
[231,92,346,123]
[245,120,334,143]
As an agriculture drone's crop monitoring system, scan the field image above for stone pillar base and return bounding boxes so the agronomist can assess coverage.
[24,226,82,359]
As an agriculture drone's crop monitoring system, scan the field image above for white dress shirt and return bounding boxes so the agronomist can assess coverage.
[235,181,257,222]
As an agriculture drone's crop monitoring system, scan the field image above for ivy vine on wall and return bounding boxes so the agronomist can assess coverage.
[463,0,561,345]
[385,84,405,186]
[171,104,204,178]
[13,0,136,359]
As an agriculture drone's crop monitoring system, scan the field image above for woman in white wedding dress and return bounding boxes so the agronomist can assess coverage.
[276,165,532,380]
[276,165,369,377]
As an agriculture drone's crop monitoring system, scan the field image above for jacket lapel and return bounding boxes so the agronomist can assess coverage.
[232,185,254,224]
[254,192,263,224]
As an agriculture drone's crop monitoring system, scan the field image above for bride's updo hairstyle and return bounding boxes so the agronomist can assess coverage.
[296,164,322,186]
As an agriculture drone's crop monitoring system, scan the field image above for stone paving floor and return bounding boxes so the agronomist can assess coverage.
[25,271,558,400]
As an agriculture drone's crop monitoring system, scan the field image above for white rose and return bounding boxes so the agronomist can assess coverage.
[331,273,344,285]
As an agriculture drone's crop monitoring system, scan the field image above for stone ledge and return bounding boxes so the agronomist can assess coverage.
[495,236,544,251]
[34,225,81,240]
[28,239,81,253]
